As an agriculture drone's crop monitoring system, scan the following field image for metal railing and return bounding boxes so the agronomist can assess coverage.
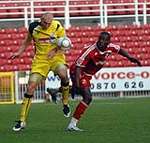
[0,0,150,28]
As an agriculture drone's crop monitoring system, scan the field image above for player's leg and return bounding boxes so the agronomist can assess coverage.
[72,87,92,120]
[13,73,43,131]
[19,58,49,123]
[46,88,59,104]
[67,88,92,131]
[69,68,77,99]
[67,77,92,131]
[55,64,70,117]
[19,74,41,123]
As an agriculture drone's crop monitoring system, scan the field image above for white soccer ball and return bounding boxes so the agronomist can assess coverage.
[57,37,71,50]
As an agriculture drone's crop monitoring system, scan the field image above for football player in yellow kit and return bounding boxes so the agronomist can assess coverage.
[11,13,71,131]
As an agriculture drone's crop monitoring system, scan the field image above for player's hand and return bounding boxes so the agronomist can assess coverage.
[49,34,57,44]
[75,87,82,95]
[47,48,57,59]
[129,57,142,66]
[9,52,20,60]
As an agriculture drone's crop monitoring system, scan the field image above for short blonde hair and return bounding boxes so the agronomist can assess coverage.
[41,12,53,21]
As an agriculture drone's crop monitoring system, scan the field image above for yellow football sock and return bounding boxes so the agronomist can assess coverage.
[20,97,32,122]
[62,86,69,105]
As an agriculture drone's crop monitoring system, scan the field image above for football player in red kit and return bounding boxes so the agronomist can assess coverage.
[66,31,141,131]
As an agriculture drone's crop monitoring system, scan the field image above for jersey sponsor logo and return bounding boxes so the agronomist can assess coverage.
[38,38,50,43]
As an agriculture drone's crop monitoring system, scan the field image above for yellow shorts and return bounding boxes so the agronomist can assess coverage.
[31,54,66,77]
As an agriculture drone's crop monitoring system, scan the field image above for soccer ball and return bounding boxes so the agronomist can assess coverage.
[57,37,71,50]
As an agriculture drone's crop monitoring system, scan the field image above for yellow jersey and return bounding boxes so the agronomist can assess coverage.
[29,20,65,59]
[28,20,67,77]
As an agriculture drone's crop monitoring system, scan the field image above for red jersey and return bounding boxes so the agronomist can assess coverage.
[72,43,120,76]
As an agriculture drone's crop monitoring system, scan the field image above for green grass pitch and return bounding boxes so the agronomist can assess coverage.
[1,98,150,143]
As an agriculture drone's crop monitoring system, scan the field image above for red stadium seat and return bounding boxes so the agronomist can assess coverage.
[2,65,17,72]
[42,7,55,13]
[0,66,5,72]
[34,8,43,17]
[69,7,80,17]
[18,27,27,34]
[12,65,19,71]
[19,64,31,71]
[79,7,91,16]
[24,58,32,65]
[54,7,65,17]
[0,34,11,40]
[7,9,21,18]
[0,59,7,66]
[0,9,8,18]
[5,28,18,34]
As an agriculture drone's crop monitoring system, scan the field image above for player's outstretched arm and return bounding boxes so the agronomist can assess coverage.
[10,32,32,59]
[47,46,65,59]
[118,48,142,66]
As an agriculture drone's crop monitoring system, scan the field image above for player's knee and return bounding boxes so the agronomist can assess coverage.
[61,78,69,87]
[83,95,92,105]
[60,74,69,87]
[27,82,37,93]
[24,93,33,98]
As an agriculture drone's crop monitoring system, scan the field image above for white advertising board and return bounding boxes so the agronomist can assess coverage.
[91,66,150,92]
[45,71,61,89]
[45,67,150,92]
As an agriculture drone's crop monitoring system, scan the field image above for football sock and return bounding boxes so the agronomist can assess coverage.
[69,117,79,126]
[73,101,88,120]
[62,85,69,105]
[20,97,32,122]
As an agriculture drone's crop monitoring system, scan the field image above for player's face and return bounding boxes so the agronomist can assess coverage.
[98,35,110,50]
[41,19,52,29]
[40,15,52,30]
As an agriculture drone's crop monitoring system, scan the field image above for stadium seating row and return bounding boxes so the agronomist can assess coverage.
[0,0,150,18]
[2,0,150,5]
[0,24,150,72]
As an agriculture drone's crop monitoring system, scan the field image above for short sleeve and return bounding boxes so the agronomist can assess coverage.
[107,43,120,53]
[54,21,65,38]
[28,22,40,35]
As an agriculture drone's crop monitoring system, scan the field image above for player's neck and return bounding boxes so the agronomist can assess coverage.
[96,42,105,52]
